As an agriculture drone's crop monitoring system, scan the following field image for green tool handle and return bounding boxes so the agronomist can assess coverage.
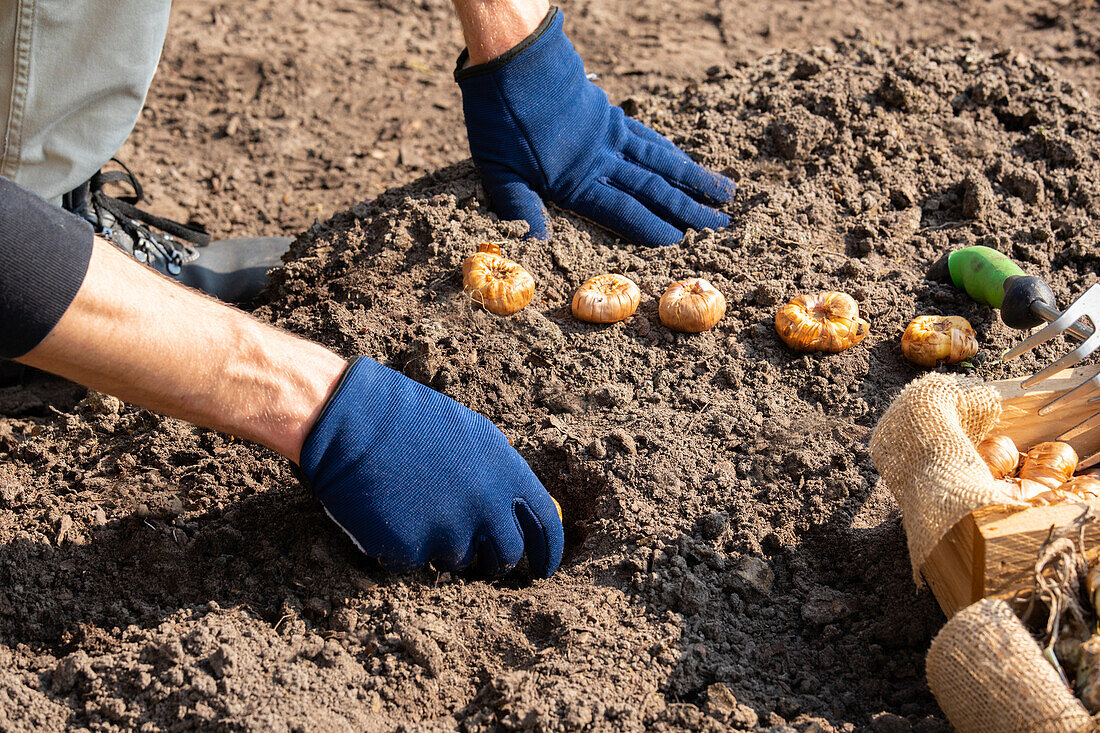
[927,246,1057,330]
[943,246,1022,309]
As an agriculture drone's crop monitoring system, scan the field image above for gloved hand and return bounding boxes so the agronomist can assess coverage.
[455,7,735,248]
[299,357,564,577]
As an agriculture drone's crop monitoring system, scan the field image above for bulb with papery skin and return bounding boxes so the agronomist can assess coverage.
[976,434,1020,480]
[1057,475,1100,500]
[659,278,726,332]
[775,291,870,353]
[572,274,641,323]
[1028,476,1100,506]
[462,244,535,316]
[900,315,978,367]
[1000,477,1051,503]
[1019,441,1079,490]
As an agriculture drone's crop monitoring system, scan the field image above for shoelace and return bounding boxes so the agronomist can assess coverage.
[70,159,211,275]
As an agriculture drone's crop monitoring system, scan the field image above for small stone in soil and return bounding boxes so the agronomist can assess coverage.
[733,556,774,595]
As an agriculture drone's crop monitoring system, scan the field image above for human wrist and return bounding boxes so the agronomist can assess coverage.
[261,341,348,465]
[452,0,551,66]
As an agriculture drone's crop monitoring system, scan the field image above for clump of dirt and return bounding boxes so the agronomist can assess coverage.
[2,41,1099,731]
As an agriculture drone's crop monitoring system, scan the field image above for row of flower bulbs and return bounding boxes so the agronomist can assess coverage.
[462,243,981,366]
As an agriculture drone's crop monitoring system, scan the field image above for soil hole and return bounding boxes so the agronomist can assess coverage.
[531,448,611,561]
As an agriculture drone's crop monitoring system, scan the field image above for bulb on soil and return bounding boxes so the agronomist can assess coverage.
[659,278,726,332]
[900,315,978,367]
[552,497,563,522]
[572,274,641,323]
[1019,441,1079,490]
[774,291,870,353]
[976,434,1020,480]
[462,243,535,316]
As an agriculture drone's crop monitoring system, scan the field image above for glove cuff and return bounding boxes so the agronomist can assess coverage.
[454,6,559,82]
[298,355,371,483]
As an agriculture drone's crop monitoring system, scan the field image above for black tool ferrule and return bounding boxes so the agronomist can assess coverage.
[926,252,953,284]
[1000,275,1057,330]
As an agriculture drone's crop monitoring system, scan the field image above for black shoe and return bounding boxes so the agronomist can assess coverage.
[63,160,291,305]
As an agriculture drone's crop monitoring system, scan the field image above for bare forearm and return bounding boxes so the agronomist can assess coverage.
[19,238,346,463]
[451,0,550,65]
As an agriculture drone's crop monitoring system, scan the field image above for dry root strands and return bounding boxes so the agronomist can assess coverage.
[774,291,870,353]
[572,274,641,323]
[976,434,1020,480]
[1019,441,1079,490]
[659,278,726,332]
[900,315,978,367]
[462,243,535,316]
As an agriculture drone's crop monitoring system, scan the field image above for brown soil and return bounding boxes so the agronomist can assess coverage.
[3,1,1100,731]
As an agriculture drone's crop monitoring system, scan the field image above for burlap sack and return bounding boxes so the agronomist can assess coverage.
[870,374,1024,583]
[927,598,1094,732]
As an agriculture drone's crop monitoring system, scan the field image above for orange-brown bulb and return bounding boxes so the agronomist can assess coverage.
[900,315,978,367]
[1018,441,1079,490]
[775,291,870,353]
[462,244,535,316]
[658,278,726,332]
[1024,476,1100,506]
[572,274,641,323]
[976,434,1020,480]
[1056,475,1100,500]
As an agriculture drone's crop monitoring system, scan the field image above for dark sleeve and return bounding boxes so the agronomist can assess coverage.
[0,177,94,359]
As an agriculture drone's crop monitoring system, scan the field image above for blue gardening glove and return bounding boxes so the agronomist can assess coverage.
[300,357,564,577]
[455,7,735,247]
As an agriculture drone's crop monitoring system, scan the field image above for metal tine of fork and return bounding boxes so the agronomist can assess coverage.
[1022,339,1099,392]
[1058,403,1100,442]
[1037,376,1100,417]
[1000,285,1100,419]
[1002,286,1100,362]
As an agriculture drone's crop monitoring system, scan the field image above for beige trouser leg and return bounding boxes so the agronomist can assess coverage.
[0,0,171,203]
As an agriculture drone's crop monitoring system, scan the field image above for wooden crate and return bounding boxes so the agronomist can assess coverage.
[921,364,1100,619]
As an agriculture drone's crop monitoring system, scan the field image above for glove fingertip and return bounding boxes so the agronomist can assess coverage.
[514,497,565,579]
[486,179,549,240]
[708,173,738,204]
[522,210,551,240]
[640,229,686,248]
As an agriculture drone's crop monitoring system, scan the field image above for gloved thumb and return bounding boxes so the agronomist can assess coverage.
[486,177,549,240]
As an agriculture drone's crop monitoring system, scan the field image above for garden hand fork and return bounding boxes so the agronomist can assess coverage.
[1002,283,1100,468]
[928,246,1100,468]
